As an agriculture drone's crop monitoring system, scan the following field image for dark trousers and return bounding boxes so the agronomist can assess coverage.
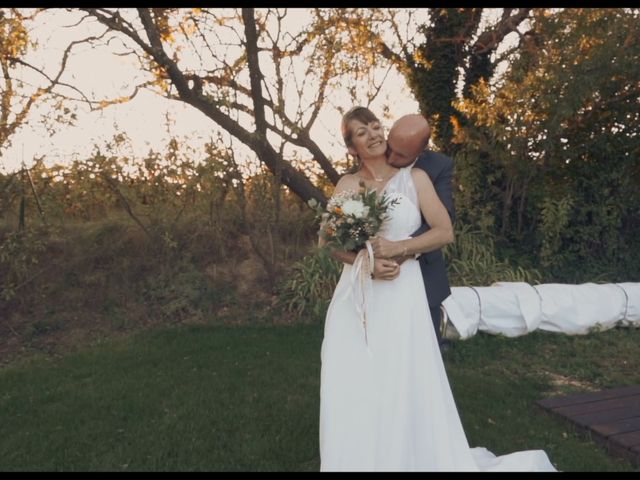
[430,305,444,347]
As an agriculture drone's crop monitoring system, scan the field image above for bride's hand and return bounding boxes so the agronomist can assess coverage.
[370,236,399,259]
[372,258,400,281]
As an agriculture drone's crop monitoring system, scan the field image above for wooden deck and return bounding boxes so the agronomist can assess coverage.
[536,384,640,467]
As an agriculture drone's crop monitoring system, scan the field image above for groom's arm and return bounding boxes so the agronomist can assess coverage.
[410,222,429,239]
[410,156,456,238]
[434,155,456,225]
[399,156,455,263]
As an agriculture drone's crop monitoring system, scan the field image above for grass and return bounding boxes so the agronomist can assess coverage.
[0,322,639,471]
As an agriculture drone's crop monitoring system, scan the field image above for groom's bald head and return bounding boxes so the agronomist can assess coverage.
[386,114,431,167]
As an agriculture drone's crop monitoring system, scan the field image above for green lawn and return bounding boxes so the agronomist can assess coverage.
[0,322,638,471]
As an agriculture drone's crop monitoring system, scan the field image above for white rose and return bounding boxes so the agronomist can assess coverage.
[341,199,369,218]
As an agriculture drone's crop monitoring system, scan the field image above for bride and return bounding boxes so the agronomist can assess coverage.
[318,106,556,472]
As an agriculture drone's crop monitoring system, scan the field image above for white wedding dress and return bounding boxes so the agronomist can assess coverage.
[319,167,556,472]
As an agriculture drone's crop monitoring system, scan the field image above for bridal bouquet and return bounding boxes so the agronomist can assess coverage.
[309,182,398,252]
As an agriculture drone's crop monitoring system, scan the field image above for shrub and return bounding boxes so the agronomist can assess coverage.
[277,248,341,322]
[445,223,542,286]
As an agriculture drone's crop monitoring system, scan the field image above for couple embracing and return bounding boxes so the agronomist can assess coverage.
[318,106,556,472]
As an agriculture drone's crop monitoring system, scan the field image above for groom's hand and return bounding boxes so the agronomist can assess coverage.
[391,254,411,266]
[370,236,399,259]
[372,258,400,281]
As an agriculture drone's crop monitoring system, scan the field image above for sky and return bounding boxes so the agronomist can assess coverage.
[1,8,420,175]
[0,8,510,175]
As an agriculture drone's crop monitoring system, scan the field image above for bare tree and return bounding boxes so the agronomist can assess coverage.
[71,8,370,204]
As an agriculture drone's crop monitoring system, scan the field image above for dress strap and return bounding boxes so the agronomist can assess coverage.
[386,167,419,209]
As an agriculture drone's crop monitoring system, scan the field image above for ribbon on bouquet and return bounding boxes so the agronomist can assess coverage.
[350,240,375,356]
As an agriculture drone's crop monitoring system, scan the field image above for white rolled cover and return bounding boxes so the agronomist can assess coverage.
[442,282,640,339]
[617,282,640,325]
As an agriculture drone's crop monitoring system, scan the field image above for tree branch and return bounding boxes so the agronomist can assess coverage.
[8,57,93,106]
[83,8,330,202]
[472,8,532,55]
[241,8,267,135]
[191,73,339,183]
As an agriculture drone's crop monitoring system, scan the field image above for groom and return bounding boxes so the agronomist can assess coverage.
[386,114,456,352]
